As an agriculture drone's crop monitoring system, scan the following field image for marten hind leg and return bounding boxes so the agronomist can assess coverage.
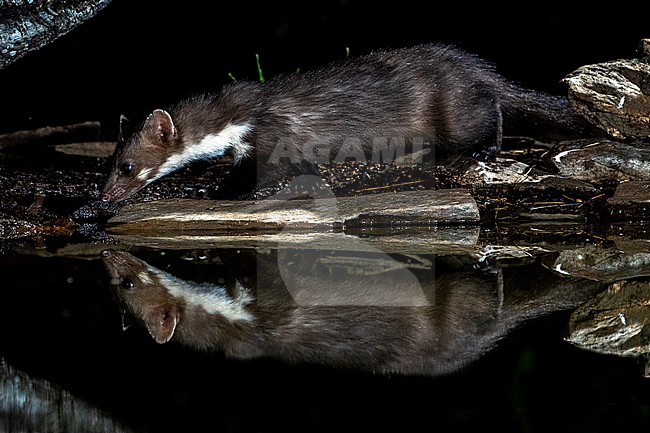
[471,100,503,162]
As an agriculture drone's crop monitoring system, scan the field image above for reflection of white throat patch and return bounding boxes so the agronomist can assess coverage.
[149,265,254,323]
[156,123,252,180]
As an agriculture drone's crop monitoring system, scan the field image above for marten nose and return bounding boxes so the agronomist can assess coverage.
[100,250,111,258]
[100,193,111,202]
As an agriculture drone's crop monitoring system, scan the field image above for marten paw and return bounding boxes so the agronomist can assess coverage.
[472,145,499,162]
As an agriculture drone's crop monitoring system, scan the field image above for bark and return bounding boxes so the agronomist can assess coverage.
[0,0,112,69]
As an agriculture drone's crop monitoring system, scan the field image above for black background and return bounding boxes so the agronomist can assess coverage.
[0,0,647,135]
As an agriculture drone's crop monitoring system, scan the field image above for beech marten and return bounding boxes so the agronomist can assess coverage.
[100,43,593,202]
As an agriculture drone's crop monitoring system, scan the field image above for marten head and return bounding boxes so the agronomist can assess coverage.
[100,110,181,202]
[100,102,253,203]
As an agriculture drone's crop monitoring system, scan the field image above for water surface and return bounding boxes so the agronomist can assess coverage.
[1,239,649,432]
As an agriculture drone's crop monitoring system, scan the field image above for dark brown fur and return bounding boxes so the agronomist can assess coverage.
[101,43,594,202]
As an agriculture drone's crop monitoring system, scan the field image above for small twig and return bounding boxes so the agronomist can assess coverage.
[352,180,425,193]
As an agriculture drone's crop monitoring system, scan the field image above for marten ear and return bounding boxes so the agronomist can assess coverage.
[145,109,177,143]
[118,114,130,143]
[121,307,136,331]
[143,305,179,344]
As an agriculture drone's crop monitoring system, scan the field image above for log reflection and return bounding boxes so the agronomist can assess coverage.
[0,359,134,433]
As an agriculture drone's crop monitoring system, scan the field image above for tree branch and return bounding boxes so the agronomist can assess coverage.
[0,0,112,69]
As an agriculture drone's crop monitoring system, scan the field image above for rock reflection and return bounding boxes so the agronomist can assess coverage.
[566,279,650,377]
[101,248,605,376]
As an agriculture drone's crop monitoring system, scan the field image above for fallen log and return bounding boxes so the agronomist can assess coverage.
[105,189,481,253]
[0,121,101,150]
[54,141,116,158]
[107,188,480,233]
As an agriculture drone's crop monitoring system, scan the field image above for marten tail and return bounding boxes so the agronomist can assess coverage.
[499,84,598,142]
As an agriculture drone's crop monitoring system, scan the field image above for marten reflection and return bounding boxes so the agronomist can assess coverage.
[100,249,605,376]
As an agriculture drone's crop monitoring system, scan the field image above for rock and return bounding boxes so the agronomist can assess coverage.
[551,140,650,182]
[563,58,650,139]
[542,241,650,283]
[607,181,650,219]
[639,38,650,57]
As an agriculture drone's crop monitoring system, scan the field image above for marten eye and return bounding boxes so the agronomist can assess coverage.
[119,163,134,176]
[121,278,135,290]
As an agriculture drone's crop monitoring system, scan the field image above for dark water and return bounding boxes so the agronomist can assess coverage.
[1,242,649,433]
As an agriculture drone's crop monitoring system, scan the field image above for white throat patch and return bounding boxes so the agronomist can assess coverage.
[156,123,252,180]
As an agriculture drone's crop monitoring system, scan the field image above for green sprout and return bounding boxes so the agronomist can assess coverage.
[256,53,265,83]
